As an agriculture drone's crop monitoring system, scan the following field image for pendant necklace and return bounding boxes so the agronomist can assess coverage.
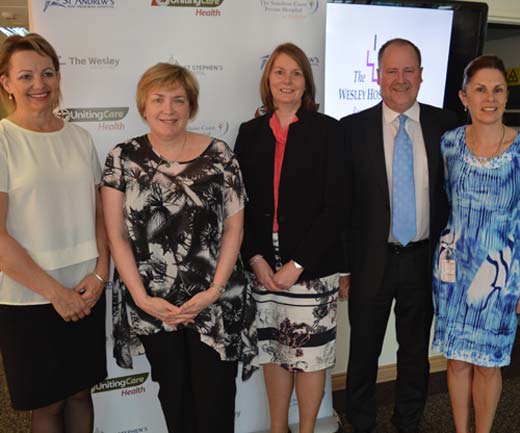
[467,125,505,167]
[153,132,188,168]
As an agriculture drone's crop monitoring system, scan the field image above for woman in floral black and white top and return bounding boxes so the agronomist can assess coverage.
[101,63,257,433]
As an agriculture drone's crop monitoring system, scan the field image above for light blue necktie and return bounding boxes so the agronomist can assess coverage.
[391,114,416,246]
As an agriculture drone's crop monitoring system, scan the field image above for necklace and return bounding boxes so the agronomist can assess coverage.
[152,132,188,168]
[467,124,506,166]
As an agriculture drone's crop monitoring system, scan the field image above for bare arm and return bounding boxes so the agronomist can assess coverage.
[74,188,110,307]
[177,209,244,321]
[101,186,181,325]
[0,192,91,321]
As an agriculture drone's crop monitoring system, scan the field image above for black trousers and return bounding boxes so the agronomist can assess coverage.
[345,242,433,433]
[139,328,238,433]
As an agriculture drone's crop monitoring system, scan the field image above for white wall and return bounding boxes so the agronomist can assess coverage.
[476,0,520,24]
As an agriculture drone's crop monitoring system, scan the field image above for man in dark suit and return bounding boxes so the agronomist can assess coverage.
[340,38,459,433]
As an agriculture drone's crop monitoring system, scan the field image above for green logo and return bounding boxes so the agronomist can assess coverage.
[57,107,128,122]
[92,373,149,393]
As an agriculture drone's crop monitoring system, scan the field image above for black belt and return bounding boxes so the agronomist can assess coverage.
[388,239,429,254]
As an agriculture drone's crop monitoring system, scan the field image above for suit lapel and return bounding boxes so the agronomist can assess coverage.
[258,116,276,211]
[278,112,305,204]
[419,104,439,195]
[366,104,390,208]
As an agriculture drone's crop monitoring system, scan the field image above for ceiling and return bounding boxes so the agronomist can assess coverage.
[0,0,29,29]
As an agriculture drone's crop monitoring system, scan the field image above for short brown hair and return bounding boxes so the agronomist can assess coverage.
[0,33,61,113]
[462,55,507,90]
[136,63,199,120]
[260,43,318,113]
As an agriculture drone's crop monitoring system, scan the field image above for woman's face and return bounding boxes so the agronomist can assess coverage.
[143,84,191,140]
[269,53,305,111]
[0,50,60,114]
[459,67,508,125]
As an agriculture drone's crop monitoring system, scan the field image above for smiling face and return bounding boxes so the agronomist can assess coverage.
[0,50,60,115]
[143,84,191,141]
[378,42,423,113]
[268,52,306,112]
[459,67,508,125]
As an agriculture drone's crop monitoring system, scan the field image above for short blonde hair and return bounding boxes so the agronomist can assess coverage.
[260,43,317,113]
[0,33,61,113]
[136,63,199,120]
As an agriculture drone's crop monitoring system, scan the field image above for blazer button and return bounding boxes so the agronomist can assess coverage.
[264,212,272,217]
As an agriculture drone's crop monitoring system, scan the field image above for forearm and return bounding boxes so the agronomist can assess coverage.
[94,188,110,280]
[212,210,244,288]
[0,232,65,301]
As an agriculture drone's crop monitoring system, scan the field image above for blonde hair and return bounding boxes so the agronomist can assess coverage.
[136,63,199,120]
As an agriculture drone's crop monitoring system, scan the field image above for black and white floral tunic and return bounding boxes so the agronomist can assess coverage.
[102,135,258,379]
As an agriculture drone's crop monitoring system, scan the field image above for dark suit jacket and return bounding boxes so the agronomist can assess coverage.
[234,108,347,281]
[340,102,459,302]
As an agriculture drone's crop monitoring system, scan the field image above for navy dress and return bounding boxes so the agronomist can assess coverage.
[433,126,520,367]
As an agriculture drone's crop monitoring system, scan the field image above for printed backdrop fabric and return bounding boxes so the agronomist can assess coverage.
[29,1,329,432]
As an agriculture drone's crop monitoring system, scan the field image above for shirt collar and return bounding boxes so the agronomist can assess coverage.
[382,101,420,125]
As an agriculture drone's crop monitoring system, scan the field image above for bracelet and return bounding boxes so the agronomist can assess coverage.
[93,272,107,285]
[249,254,263,266]
[210,283,226,295]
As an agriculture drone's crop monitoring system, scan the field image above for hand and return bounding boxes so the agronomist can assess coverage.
[74,274,105,308]
[339,275,351,300]
[49,286,91,322]
[174,287,220,326]
[138,295,182,328]
[517,299,520,314]
[251,257,283,291]
[272,261,303,291]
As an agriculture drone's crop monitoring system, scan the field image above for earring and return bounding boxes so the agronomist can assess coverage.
[8,93,13,100]
[464,105,467,112]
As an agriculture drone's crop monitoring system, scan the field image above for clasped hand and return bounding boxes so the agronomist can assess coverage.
[251,257,302,291]
[51,274,105,322]
[139,287,220,330]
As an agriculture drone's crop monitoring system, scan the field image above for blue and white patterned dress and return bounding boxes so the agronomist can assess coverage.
[432,126,520,367]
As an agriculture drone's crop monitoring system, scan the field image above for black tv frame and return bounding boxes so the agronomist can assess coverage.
[327,0,488,117]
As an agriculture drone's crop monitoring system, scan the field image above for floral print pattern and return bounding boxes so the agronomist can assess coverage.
[102,135,258,379]
[252,234,338,372]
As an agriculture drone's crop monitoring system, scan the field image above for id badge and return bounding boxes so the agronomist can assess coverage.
[440,258,456,283]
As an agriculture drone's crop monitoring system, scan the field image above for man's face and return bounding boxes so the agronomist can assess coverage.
[377,43,423,113]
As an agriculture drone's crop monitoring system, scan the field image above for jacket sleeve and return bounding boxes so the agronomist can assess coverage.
[340,117,352,273]
[233,123,260,264]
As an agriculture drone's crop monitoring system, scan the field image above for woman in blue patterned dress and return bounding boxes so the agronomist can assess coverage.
[432,55,520,433]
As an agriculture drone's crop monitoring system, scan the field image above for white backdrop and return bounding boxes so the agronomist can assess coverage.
[29,1,333,432]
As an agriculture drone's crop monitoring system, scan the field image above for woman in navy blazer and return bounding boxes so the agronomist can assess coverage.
[234,43,347,433]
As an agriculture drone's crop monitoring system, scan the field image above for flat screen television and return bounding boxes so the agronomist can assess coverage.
[324,0,488,119]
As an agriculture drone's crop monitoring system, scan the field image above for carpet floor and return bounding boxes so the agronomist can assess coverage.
[1,342,519,433]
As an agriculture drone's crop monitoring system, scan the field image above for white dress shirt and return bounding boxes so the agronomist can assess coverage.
[382,102,429,243]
